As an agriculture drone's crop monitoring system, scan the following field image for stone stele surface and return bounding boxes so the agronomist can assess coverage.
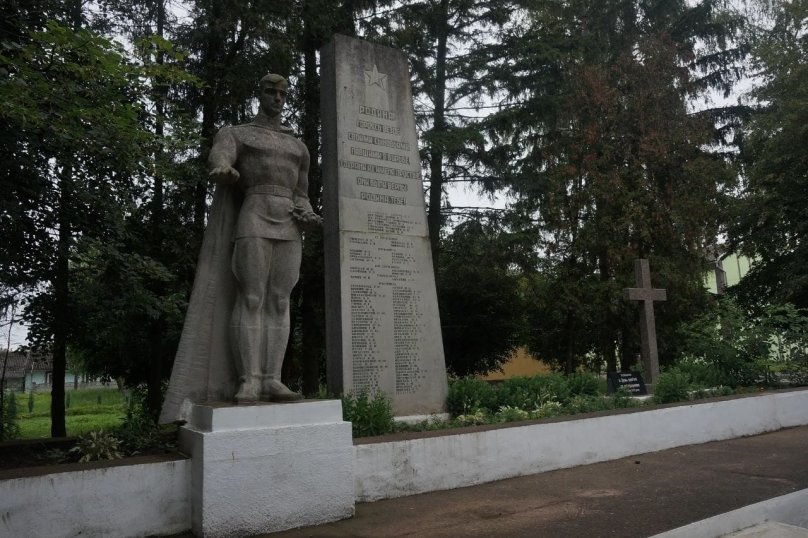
[321,33,448,416]
[179,400,354,537]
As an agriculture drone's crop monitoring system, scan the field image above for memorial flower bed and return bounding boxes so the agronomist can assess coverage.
[343,369,805,438]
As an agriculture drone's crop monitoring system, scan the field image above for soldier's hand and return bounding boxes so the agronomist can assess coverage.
[291,205,322,231]
[209,165,240,185]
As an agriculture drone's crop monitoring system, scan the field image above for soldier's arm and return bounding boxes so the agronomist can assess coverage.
[291,141,321,228]
[293,141,311,207]
[208,127,240,184]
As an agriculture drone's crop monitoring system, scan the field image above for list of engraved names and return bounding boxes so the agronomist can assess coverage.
[342,102,426,395]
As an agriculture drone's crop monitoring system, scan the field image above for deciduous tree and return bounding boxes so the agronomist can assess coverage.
[1,19,151,435]
[731,0,808,308]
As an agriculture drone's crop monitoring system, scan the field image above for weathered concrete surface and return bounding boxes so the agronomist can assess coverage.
[267,425,808,538]
[0,456,190,538]
[321,35,448,416]
[724,522,808,537]
[354,389,808,502]
[181,400,354,537]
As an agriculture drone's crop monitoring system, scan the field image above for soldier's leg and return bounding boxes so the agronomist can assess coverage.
[230,237,272,402]
[261,239,303,401]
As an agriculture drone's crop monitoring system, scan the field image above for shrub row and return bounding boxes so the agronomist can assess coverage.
[446,373,601,417]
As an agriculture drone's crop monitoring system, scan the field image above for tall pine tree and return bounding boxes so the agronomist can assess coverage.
[484,0,744,372]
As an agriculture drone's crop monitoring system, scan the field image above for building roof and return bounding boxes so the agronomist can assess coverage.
[1,352,52,378]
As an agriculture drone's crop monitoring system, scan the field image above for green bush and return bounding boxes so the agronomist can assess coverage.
[675,298,808,388]
[114,386,167,455]
[446,378,497,416]
[609,387,637,409]
[494,405,530,422]
[565,394,615,414]
[1,390,20,441]
[453,409,490,426]
[27,391,34,413]
[7,391,17,418]
[652,368,691,404]
[69,430,122,462]
[342,390,394,437]
[448,373,603,420]
[529,400,563,418]
[783,363,808,386]
[673,357,726,388]
[566,373,599,396]
[498,375,570,409]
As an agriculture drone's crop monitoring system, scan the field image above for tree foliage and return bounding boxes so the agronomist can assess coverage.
[5,0,803,424]
[1,17,156,435]
[438,218,525,376]
[480,0,743,372]
[676,296,808,386]
[362,0,513,266]
[731,0,808,308]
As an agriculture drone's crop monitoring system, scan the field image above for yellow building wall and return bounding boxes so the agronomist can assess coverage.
[480,347,551,381]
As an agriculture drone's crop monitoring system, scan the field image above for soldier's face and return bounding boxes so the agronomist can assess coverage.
[261,85,287,116]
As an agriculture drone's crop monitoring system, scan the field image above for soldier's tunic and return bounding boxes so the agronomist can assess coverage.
[208,114,312,242]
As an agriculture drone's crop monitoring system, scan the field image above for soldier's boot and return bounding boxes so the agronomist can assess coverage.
[234,326,262,403]
[262,325,303,402]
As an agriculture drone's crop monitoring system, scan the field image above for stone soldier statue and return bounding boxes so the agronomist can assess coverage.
[160,74,320,423]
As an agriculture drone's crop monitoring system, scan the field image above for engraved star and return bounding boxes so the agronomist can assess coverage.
[364,64,388,91]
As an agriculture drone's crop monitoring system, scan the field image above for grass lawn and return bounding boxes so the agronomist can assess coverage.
[12,388,127,439]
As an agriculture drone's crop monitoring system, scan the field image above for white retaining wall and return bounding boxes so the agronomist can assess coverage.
[1,390,807,537]
[0,458,190,538]
[354,390,808,501]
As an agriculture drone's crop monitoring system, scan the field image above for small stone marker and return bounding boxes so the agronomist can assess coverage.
[320,35,448,416]
[623,259,666,383]
[606,372,647,395]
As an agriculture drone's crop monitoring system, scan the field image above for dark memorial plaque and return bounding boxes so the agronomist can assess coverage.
[320,35,448,416]
[607,372,648,395]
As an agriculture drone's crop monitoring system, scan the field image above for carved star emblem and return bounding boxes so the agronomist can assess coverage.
[364,64,388,91]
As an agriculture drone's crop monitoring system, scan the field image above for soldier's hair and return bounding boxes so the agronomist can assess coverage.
[260,74,288,92]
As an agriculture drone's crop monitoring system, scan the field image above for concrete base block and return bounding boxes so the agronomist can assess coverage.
[180,400,354,538]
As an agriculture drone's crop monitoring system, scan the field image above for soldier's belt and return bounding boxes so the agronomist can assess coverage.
[244,185,293,198]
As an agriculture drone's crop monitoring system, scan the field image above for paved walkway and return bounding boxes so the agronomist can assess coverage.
[268,426,808,538]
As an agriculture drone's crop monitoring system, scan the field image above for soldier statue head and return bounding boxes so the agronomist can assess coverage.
[259,74,288,118]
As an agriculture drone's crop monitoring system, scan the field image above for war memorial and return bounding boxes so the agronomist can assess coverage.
[1,34,808,538]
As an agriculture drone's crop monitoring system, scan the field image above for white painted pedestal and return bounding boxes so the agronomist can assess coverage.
[179,400,354,537]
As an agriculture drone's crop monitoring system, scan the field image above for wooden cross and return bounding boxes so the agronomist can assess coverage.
[623,259,666,383]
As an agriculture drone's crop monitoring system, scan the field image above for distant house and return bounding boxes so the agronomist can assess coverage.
[1,352,29,391]
[705,250,753,295]
[0,351,84,392]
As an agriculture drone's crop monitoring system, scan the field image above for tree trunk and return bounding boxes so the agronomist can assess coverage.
[619,324,636,372]
[1,306,13,440]
[427,0,449,275]
[300,237,324,396]
[146,320,164,422]
[564,314,575,374]
[51,168,72,438]
[145,0,168,423]
[599,251,617,373]
[298,1,326,396]
[194,3,225,245]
